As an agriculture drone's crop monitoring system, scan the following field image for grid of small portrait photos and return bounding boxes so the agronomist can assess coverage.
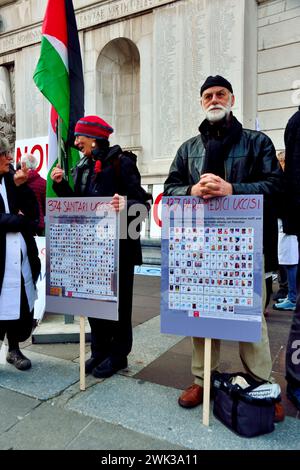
[49,221,116,300]
[168,226,255,318]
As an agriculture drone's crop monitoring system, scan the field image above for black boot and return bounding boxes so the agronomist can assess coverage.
[6,349,31,371]
[85,356,107,374]
[92,356,128,378]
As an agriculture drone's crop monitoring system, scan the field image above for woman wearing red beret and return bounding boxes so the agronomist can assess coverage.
[51,115,151,378]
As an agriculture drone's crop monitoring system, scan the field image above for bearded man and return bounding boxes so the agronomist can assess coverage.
[164,75,284,421]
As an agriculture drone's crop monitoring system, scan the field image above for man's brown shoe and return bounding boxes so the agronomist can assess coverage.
[178,384,203,408]
[274,402,285,423]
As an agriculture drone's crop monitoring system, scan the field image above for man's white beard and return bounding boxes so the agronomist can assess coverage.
[205,101,231,123]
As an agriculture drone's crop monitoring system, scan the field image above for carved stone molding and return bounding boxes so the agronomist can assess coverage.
[0,26,40,55]
[0,0,177,55]
[77,0,175,29]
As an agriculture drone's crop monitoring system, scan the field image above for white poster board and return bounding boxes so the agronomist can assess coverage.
[15,136,48,179]
[150,184,163,239]
[46,197,119,320]
[34,236,46,321]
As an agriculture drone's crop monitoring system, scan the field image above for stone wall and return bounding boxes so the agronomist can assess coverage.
[0,0,297,181]
[80,0,256,182]
[257,0,300,150]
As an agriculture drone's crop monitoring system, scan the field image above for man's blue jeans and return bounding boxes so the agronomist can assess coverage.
[286,264,298,303]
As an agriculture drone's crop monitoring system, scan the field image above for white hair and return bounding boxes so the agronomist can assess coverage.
[0,136,10,154]
[21,153,38,170]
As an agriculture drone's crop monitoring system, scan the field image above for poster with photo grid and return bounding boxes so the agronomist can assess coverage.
[46,197,119,320]
[161,195,263,342]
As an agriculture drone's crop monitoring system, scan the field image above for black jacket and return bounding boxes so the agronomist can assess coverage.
[0,172,41,293]
[53,145,150,265]
[164,120,284,271]
[282,107,300,236]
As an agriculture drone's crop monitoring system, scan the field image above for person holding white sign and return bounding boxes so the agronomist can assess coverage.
[164,75,284,422]
[0,137,41,370]
[51,115,151,379]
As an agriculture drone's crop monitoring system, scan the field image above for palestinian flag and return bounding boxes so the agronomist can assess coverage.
[33,0,84,196]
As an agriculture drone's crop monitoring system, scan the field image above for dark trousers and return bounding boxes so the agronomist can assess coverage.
[88,258,135,361]
[0,278,34,346]
[285,235,300,387]
[265,276,273,308]
[278,265,288,290]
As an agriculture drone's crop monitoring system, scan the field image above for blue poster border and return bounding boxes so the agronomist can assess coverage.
[160,195,263,342]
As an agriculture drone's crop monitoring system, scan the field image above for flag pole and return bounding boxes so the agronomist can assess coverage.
[57,115,62,167]
[63,141,69,183]
[203,338,212,426]
[79,316,86,391]
[57,114,74,326]
[57,116,69,182]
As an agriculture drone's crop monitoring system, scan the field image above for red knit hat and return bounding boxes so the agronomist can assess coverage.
[74,115,113,140]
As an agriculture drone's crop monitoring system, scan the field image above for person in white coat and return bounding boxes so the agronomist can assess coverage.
[0,137,41,370]
[273,219,298,311]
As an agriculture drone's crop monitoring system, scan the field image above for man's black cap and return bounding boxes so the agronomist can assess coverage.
[200,75,233,96]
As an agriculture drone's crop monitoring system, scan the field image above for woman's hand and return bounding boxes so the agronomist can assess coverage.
[110,193,125,212]
[51,164,64,183]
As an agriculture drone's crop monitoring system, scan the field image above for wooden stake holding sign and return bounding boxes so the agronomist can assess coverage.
[202,338,212,426]
[79,316,86,391]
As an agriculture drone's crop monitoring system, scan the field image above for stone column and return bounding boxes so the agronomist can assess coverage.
[0,65,15,148]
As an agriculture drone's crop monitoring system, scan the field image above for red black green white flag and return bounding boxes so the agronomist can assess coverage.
[33,0,84,196]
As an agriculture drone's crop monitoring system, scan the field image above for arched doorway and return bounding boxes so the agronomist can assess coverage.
[96,38,140,150]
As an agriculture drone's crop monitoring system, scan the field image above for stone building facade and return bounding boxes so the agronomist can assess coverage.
[0,0,299,184]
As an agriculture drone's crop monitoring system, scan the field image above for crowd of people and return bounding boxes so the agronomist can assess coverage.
[0,76,299,420]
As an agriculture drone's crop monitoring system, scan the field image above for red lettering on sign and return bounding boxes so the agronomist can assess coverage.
[153,192,163,227]
[16,146,28,165]
[31,145,44,173]
[15,141,48,176]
